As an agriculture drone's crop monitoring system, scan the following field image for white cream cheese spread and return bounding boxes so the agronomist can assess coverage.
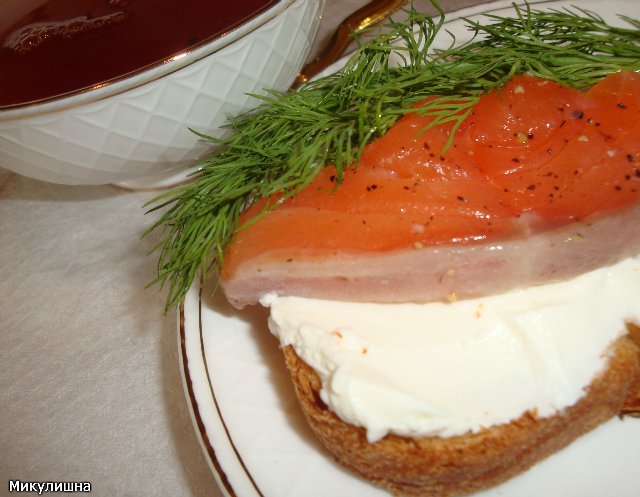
[262,256,640,442]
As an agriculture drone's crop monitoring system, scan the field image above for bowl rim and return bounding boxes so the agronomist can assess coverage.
[0,0,296,119]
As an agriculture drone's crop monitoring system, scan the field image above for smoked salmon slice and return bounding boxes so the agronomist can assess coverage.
[220,72,640,308]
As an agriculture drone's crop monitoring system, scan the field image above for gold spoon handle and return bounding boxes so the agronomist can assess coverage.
[294,0,406,87]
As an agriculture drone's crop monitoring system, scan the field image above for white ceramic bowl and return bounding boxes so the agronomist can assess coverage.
[0,0,324,186]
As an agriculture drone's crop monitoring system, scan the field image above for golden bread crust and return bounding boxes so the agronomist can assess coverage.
[282,335,640,497]
[622,324,640,416]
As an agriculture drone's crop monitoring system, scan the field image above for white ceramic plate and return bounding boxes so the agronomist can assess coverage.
[179,1,640,496]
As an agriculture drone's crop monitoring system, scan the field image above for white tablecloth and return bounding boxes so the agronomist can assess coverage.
[0,1,490,495]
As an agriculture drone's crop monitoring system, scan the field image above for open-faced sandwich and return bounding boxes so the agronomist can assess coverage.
[149,2,640,496]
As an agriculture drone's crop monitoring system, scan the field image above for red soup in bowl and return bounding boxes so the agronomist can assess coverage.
[0,0,277,108]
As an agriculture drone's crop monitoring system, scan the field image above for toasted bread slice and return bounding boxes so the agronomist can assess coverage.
[282,334,640,497]
[622,324,640,417]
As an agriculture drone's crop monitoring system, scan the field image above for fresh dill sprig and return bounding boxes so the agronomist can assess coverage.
[145,1,640,312]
